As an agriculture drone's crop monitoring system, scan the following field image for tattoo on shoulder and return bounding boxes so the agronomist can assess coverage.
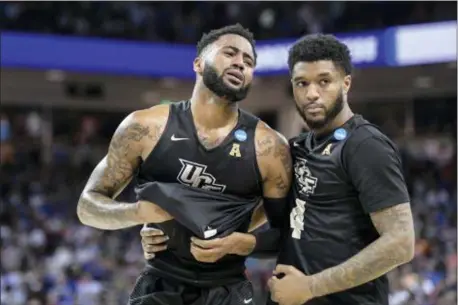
[95,120,160,196]
[273,135,292,176]
[256,134,275,157]
[111,122,152,148]
[256,128,293,195]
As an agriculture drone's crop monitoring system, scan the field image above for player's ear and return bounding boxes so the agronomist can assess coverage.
[342,75,352,95]
[193,57,203,75]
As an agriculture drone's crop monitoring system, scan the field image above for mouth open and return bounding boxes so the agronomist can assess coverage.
[225,70,244,86]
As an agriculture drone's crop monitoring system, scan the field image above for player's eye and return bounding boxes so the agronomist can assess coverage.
[244,59,254,67]
[319,79,330,86]
[295,81,308,88]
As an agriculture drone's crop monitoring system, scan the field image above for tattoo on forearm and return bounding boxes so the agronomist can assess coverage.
[78,193,140,230]
[310,203,414,297]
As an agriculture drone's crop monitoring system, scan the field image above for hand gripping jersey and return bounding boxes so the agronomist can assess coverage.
[135,100,264,287]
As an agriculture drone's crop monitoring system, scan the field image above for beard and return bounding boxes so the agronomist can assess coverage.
[202,64,251,103]
[296,90,344,130]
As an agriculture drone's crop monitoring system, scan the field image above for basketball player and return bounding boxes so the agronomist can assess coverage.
[143,34,416,305]
[264,33,415,305]
[77,24,292,305]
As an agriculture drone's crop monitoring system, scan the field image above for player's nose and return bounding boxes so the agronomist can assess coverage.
[231,55,245,71]
[306,84,320,102]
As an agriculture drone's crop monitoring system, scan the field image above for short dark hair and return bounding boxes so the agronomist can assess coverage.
[288,34,353,76]
[196,23,257,62]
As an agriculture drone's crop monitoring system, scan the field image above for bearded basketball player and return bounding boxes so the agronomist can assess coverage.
[77,24,292,305]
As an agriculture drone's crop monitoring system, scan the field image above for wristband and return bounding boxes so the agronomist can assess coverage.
[252,228,282,254]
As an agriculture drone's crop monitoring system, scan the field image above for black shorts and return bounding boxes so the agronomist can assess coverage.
[128,268,255,305]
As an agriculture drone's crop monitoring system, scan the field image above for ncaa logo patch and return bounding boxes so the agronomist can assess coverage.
[234,129,247,142]
[333,128,347,141]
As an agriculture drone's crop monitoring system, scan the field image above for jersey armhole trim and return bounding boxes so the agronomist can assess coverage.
[140,104,174,166]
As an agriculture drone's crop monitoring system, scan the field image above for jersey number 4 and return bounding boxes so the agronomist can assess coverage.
[290,198,306,239]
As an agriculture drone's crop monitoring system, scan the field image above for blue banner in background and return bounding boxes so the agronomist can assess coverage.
[1,21,456,78]
[255,30,389,75]
[1,32,198,78]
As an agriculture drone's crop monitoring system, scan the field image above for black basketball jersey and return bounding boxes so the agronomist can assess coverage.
[135,100,263,286]
[137,100,262,198]
[278,115,409,305]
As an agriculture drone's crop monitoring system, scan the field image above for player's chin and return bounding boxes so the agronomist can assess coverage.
[304,116,327,128]
[304,112,325,122]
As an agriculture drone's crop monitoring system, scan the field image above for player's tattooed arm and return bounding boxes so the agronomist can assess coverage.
[255,122,293,199]
[227,123,293,256]
[309,203,415,298]
[77,106,169,230]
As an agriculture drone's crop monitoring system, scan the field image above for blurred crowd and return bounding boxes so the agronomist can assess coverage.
[0,2,457,305]
[0,1,456,43]
[1,110,133,305]
[0,103,456,305]
[387,136,457,305]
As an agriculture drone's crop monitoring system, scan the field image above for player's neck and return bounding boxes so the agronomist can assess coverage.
[190,87,239,129]
[315,104,354,136]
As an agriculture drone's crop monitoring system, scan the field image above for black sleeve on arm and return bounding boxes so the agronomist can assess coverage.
[344,136,410,213]
[250,225,283,258]
[263,197,288,228]
[250,197,289,257]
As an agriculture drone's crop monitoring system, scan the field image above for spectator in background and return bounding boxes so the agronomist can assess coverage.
[1,114,12,142]
[0,2,455,43]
